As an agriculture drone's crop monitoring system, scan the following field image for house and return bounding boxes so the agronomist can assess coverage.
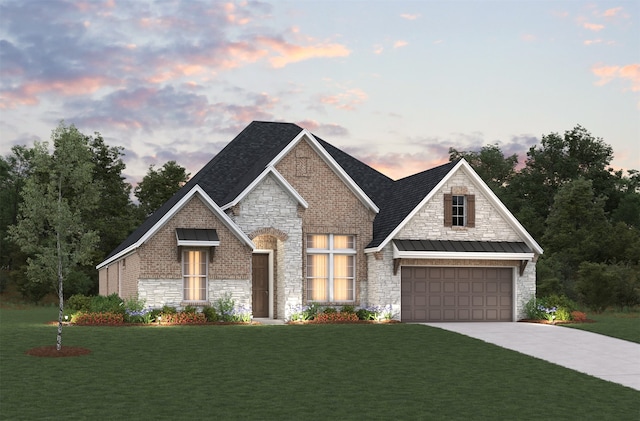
[97,121,543,322]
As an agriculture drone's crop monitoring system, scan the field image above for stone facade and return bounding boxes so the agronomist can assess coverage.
[232,173,302,320]
[368,166,537,321]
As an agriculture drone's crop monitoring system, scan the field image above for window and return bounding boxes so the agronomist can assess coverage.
[306,234,355,302]
[444,193,475,228]
[452,195,465,226]
[183,250,207,301]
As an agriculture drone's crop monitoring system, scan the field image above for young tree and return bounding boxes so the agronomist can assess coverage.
[134,160,189,217]
[8,123,99,350]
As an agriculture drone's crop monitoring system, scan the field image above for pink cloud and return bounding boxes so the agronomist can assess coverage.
[393,40,408,49]
[400,13,420,20]
[521,34,536,42]
[0,76,119,108]
[256,36,350,68]
[602,7,623,17]
[318,88,368,111]
[583,22,605,31]
[359,152,449,180]
[584,39,602,45]
[592,63,640,92]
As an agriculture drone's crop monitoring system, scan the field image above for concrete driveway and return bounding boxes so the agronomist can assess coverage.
[424,322,640,391]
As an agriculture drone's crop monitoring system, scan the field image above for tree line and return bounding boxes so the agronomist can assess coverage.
[450,125,640,311]
[2,122,639,312]
[0,122,189,303]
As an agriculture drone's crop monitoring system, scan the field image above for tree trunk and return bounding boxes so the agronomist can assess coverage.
[56,178,63,351]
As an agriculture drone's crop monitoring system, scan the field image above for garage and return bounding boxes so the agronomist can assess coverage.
[401,266,513,322]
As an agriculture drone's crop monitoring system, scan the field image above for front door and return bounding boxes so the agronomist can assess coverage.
[252,253,269,318]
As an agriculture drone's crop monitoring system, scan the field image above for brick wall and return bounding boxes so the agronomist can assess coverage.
[138,195,252,280]
[275,138,375,308]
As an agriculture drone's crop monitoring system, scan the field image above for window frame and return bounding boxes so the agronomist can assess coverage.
[444,193,475,228]
[182,249,208,303]
[452,195,466,227]
[306,234,356,303]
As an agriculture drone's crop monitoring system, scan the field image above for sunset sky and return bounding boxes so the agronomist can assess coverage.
[1,0,638,185]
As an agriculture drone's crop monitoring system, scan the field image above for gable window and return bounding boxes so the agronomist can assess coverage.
[444,193,475,228]
[183,250,207,302]
[452,195,465,226]
[306,234,355,302]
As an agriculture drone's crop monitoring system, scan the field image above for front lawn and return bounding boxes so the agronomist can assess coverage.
[563,311,640,344]
[1,307,638,420]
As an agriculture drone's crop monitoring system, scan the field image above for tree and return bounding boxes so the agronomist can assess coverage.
[449,144,519,194]
[134,160,189,217]
[541,178,610,297]
[0,146,36,295]
[507,125,616,240]
[8,123,99,350]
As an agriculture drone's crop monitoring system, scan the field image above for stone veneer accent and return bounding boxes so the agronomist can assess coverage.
[231,173,303,320]
[367,166,537,321]
[138,278,251,309]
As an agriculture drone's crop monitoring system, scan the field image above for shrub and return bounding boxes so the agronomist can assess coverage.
[67,294,92,313]
[183,305,197,314]
[160,312,206,325]
[202,306,219,322]
[161,305,177,314]
[322,307,337,314]
[571,311,588,322]
[524,297,548,320]
[74,312,124,325]
[90,294,124,314]
[340,305,356,314]
[215,293,236,322]
[555,307,571,321]
[576,262,614,313]
[356,308,375,321]
[312,312,359,323]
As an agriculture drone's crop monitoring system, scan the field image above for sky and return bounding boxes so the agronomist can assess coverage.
[1,0,638,186]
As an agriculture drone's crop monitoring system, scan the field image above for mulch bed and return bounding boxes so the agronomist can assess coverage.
[518,319,596,324]
[26,345,92,358]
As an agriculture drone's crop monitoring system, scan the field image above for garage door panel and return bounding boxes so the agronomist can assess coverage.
[401,267,513,322]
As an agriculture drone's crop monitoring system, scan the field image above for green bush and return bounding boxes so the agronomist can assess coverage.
[67,294,92,312]
[202,306,219,322]
[215,293,236,322]
[161,305,177,314]
[356,308,375,321]
[183,305,197,314]
[90,293,124,314]
[322,307,337,314]
[340,305,355,314]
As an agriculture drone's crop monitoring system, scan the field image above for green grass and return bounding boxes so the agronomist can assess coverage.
[1,307,638,420]
[563,311,640,343]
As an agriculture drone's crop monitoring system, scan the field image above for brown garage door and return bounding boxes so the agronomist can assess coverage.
[401,267,512,322]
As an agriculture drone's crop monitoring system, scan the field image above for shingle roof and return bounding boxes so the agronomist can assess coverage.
[366,160,458,249]
[102,121,455,262]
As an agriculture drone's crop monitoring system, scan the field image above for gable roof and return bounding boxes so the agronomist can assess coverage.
[98,121,542,269]
[365,159,544,255]
[366,160,458,250]
[97,185,254,269]
[98,122,387,267]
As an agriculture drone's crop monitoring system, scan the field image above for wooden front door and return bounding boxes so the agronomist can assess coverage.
[252,253,270,318]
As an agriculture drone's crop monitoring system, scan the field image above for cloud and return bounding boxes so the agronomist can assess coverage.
[296,120,349,137]
[602,7,623,18]
[582,22,605,31]
[592,64,640,92]
[318,88,368,111]
[393,40,408,49]
[521,34,536,42]
[257,35,350,68]
[400,13,420,21]
[373,44,384,54]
